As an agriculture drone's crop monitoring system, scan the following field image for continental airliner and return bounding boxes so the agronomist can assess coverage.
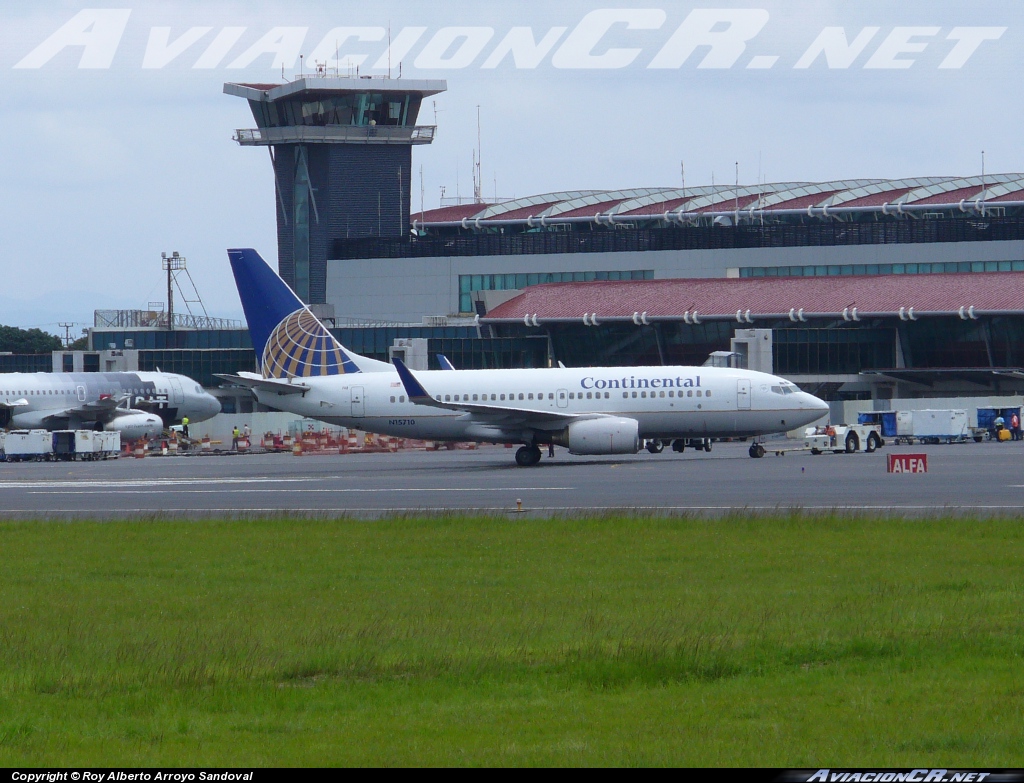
[223,248,828,466]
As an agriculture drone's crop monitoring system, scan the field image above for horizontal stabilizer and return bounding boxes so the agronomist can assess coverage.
[215,372,310,395]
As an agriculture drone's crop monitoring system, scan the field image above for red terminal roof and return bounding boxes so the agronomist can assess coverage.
[484,272,1024,321]
[413,175,1024,226]
[909,185,986,206]
[764,189,845,211]
[837,188,914,208]
[620,197,691,216]
[991,188,1024,202]
[554,198,631,218]
[413,203,493,223]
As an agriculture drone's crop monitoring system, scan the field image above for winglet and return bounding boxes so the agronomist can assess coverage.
[436,354,456,371]
[392,357,433,402]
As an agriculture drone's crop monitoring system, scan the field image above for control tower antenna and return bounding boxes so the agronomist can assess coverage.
[981,150,986,217]
[474,105,483,203]
[734,161,739,217]
[758,151,764,226]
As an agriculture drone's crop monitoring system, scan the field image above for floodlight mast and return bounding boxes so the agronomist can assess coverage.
[161,252,184,331]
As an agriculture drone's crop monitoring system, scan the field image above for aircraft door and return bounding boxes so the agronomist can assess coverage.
[350,386,365,417]
[169,377,184,405]
[737,379,751,410]
[76,385,86,402]
[557,389,568,408]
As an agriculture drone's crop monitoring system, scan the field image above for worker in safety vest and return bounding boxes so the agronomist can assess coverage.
[181,416,190,439]
[232,425,240,450]
[1011,412,1021,441]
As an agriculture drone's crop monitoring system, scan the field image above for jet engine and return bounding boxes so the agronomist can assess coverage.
[105,412,163,441]
[553,417,640,455]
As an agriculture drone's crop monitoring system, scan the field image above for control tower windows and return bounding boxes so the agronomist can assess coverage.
[265,94,414,128]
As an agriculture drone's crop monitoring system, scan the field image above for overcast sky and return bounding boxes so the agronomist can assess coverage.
[1,1,1020,334]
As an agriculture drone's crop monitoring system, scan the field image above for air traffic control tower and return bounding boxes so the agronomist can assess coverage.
[225,76,446,304]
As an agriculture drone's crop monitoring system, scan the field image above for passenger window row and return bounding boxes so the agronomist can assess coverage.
[621,389,710,398]
[389,389,714,404]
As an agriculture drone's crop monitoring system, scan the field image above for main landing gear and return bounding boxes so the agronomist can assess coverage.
[668,438,712,453]
[515,444,542,467]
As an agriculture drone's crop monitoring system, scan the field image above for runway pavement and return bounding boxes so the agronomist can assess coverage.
[0,439,1021,518]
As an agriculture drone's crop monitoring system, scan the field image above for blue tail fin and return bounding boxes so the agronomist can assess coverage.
[228,248,362,378]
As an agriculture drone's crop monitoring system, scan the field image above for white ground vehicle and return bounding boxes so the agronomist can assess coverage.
[894,409,970,444]
[746,424,883,458]
[804,424,884,455]
[52,430,121,460]
[3,429,54,461]
[2,429,122,462]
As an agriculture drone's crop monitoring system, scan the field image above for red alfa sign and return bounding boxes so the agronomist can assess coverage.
[887,453,928,473]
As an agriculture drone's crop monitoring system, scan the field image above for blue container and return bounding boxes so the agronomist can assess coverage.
[857,411,897,437]
[978,407,1021,435]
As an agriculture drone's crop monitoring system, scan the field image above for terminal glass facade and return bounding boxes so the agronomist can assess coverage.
[91,329,252,351]
[773,327,895,375]
[501,317,1024,381]
[739,260,1024,278]
[459,270,653,313]
[0,354,52,373]
[332,216,1024,261]
[138,349,257,388]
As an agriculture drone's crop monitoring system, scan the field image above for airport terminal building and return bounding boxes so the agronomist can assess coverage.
[58,75,1024,409]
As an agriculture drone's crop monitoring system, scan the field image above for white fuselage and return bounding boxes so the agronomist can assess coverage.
[0,371,221,435]
[252,365,828,443]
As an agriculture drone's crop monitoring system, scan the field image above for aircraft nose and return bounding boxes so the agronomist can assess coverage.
[206,394,222,417]
[806,393,829,412]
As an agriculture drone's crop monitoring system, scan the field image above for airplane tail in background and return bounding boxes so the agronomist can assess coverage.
[227,248,390,378]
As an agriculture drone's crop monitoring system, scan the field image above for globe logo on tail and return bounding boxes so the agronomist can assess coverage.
[261,309,356,377]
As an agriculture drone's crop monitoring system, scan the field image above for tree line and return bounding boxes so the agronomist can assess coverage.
[0,325,64,353]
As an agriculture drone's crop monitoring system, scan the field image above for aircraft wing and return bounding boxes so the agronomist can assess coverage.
[392,358,591,426]
[215,372,311,395]
[36,395,128,425]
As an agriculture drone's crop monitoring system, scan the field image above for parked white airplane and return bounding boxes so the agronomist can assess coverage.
[223,248,829,466]
[0,371,221,441]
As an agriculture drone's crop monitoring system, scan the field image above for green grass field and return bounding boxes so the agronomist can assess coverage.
[0,513,1022,766]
